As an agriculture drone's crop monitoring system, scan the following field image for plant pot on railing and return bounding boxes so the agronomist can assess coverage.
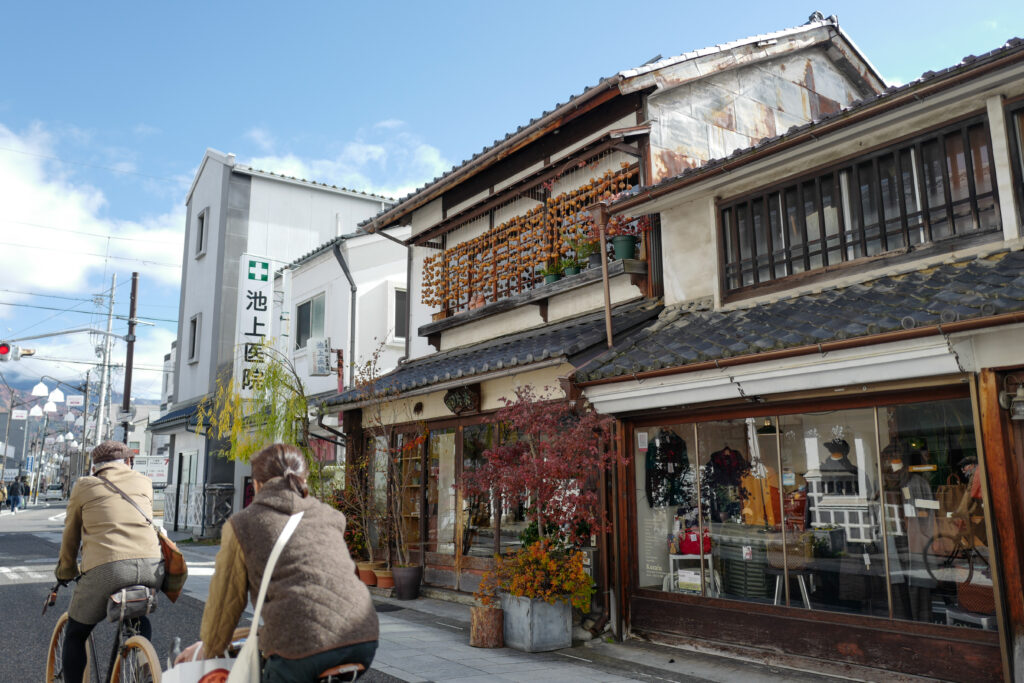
[611,235,638,260]
[392,565,422,600]
[563,266,580,276]
[588,253,604,269]
[543,273,562,284]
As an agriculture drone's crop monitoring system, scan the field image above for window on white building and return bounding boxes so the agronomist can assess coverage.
[195,208,208,258]
[393,288,408,341]
[295,293,325,350]
[188,314,201,363]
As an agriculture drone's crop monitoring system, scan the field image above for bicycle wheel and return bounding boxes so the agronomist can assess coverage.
[46,612,92,682]
[922,533,975,585]
[108,636,161,683]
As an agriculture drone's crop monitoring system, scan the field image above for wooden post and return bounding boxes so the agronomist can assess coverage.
[469,605,504,648]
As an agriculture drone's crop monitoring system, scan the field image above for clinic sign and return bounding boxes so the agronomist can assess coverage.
[234,254,273,399]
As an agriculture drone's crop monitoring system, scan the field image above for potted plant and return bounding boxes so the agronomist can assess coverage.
[570,239,602,270]
[561,256,581,277]
[475,540,593,652]
[458,385,624,652]
[606,214,652,260]
[538,261,563,284]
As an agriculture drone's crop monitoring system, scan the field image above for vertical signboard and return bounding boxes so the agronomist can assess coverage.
[235,254,273,398]
[309,337,332,376]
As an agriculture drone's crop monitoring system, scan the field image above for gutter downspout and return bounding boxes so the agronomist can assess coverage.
[332,242,358,389]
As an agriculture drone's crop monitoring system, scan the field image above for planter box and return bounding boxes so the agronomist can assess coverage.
[500,593,571,652]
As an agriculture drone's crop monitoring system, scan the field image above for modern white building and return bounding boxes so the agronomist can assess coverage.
[151,148,400,535]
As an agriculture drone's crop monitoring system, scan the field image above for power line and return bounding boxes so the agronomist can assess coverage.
[0,218,182,247]
[0,240,181,268]
[0,288,94,303]
[0,300,177,324]
[0,145,182,183]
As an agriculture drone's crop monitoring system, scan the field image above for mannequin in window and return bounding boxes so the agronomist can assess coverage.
[882,444,935,622]
[645,428,689,508]
[703,446,750,522]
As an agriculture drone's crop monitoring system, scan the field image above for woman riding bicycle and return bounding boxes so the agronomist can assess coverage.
[179,443,379,682]
[55,440,164,682]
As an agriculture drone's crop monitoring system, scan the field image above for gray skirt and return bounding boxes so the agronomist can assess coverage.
[69,558,164,624]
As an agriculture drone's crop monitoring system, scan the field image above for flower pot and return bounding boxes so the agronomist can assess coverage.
[563,266,580,276]
[392,565,422,600]
[374,569,395,589]
[500,593,571,652]
[469,605,504,648]
[611,235,637,260]
[356,561,377,586]
[543,274,562,284]
[588,252,604,269]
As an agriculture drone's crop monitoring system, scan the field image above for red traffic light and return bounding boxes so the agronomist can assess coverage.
[0,343,9,355]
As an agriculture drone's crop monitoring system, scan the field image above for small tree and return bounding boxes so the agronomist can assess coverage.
[459,385,620,547]
[196,340,326,492]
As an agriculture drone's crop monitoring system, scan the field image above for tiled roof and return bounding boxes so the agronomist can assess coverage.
[325,299,662,407]
[148,401,202,430]
[577,249,1024,383]
[611,36,1024,212]
[359,16,857,232]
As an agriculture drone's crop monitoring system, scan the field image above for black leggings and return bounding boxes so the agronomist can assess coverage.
[63,616,152,681]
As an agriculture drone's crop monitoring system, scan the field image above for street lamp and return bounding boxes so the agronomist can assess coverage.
[0,371,53,484]
[33,375,90,484]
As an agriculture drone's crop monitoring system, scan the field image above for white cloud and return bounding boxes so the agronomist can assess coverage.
[246,127,276,152]
[133,123,161,137]
[244,127,451,201]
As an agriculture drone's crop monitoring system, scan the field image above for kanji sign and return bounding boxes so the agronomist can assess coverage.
[235,253,274,399]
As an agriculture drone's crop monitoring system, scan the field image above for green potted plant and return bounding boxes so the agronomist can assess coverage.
[561,256,581,277]
[538,261,563,284]
[570,239,602,269]
[606,214,652,260]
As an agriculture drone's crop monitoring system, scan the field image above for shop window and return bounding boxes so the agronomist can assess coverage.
[635,396,993,629]
[427,428,457,556]
[720,117,1000,293]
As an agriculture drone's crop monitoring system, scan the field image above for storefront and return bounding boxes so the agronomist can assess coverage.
[621,381,1005,681]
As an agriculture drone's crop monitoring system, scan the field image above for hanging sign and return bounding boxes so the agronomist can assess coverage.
[234,253,274,399]
[11,409,27,420]
[67,395,84,407]
[309,337,332,376]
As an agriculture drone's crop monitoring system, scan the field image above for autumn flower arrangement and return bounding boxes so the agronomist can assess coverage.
[475,539,594,610]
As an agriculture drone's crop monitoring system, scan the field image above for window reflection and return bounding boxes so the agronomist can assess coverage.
[634,397,994,630]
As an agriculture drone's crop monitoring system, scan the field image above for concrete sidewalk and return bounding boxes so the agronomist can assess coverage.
[168,530,852,683]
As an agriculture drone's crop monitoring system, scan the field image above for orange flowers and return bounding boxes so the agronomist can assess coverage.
[476,540,594,611]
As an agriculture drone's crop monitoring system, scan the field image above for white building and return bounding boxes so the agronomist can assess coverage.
[151,149,400,535]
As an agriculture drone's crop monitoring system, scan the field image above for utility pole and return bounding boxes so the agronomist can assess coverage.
[121,272,139,447]
[78,370,91,477]
[95,274,116,446]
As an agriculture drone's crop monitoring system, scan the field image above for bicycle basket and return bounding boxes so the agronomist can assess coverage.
[106,585,158,622]
[957,581,995,615]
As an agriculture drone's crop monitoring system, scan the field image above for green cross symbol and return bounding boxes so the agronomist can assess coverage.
[248,260,269,281]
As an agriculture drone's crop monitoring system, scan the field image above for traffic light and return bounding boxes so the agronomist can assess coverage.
[0,342,31,361]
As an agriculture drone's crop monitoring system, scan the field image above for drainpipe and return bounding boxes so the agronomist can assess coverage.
[316,408,348,448]
[332,242,358,389]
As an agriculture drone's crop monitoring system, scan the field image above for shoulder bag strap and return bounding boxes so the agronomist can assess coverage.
[94,471,155,528]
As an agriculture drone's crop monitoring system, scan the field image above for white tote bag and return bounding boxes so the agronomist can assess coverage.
[163,511,305,683]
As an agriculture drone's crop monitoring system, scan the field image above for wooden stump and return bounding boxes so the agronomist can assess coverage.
[469,606,503,648]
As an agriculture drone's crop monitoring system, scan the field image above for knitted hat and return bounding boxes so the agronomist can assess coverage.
[91,440,130,464]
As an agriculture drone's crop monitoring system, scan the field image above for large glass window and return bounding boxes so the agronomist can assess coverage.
[635,396,994,630]
[295,293,325,349]
[721,117,1000,293]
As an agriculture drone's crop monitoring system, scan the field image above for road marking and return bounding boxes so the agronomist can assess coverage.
[556,653,592,662]
[434,621,464,630]
[0,565,57,584]
[49,513,67,522]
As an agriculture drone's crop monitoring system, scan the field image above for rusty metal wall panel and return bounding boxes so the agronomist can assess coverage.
[630,594,1002,682]
[648,46,872,185]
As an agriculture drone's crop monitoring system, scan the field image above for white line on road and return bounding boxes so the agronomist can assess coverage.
[556,653,593,662]
[434,621,464,630]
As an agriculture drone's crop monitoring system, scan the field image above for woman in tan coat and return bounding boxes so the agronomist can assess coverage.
[55,440,164,683]
[180,443,378,682]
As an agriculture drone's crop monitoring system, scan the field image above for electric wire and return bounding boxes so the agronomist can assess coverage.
[0,145,182,183]
[0,219,182,246]
[0,240,180,268]
[0,300,176,323]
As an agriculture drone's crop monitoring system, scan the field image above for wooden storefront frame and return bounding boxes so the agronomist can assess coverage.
[617,379,1008,681]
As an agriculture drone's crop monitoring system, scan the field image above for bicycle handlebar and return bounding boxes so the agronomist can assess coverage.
[42,576,79,616]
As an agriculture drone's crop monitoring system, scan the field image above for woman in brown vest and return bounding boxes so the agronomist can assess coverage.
[183,443,379,682]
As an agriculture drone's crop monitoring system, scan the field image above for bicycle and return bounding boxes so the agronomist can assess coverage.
[921,520,991,586]
[44,580,162,683]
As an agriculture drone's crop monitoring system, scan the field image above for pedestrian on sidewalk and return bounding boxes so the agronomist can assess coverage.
[177,443,379,681]
[8,478,24,513]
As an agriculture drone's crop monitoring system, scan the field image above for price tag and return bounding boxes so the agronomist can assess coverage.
[637,432,648,452]
[742,546,752,561]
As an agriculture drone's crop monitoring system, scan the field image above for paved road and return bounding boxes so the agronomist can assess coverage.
[0,503,400,683]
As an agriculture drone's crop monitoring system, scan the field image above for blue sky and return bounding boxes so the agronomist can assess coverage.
[0,1,1020,398]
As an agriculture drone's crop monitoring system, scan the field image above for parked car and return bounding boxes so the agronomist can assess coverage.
[42,484,64,502]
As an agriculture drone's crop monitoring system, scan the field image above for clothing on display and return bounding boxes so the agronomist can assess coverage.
[645,429,690,508]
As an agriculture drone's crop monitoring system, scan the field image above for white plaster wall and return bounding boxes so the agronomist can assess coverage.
[409,245,433,360]
[959,324,1024,371]
[440,306,545,352]
[178,158,226,403]
[546,277,645,321]
[410,199,443,239]
[247,176,385,258]
[658,198,719,306]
